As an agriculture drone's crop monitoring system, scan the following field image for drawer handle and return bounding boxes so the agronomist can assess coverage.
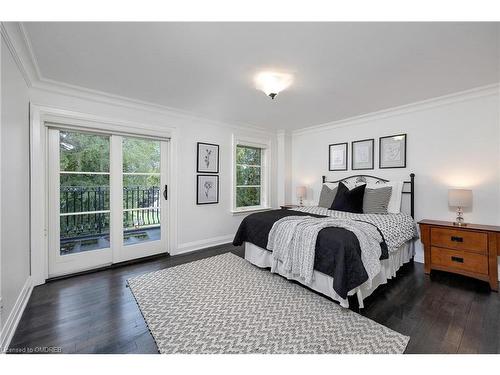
[451,236,463,243]
[451,256,464,263]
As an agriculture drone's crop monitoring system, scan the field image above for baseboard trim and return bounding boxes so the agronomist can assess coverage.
[0,276,33,353]
[174,235,234,255]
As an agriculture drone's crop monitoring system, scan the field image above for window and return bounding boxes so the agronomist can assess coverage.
[232,137,270,212]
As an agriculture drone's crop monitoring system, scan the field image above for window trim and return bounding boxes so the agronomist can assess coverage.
[231,135,271,214]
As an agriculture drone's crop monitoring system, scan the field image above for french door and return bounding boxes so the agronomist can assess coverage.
[48,128,169,277]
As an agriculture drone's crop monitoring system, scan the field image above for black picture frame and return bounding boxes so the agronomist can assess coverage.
[196,174,219,205]
[328,142,348,171]
[197,142,219,173]
[351,138,374,170]
[379,134,407,169]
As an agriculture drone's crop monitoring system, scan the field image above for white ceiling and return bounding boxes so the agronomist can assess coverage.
[24,22,500,130]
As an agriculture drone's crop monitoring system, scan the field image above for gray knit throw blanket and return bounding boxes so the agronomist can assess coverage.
[267,216,382,286]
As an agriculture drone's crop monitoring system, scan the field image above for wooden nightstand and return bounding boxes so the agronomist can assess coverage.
[419,220,499,291]
[280,205,299,210]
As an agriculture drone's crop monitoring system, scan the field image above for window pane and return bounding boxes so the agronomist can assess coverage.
[236,145,261,165]
[123,137,160,173]
[236,165,261,186]
[123,175,160,209]
[123,209,161,246]
[60,174,110,213]
[60,213,110,255]
[236,187,261,207]
[60,131,110,172]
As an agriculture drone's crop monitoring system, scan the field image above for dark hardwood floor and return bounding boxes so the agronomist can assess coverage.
[8,244,500,354]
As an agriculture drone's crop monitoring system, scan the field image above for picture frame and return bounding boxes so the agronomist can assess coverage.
[197,175,219,205]
[197,142,219,173]
[351,138,374,170]
[379,134,407,169]
[328,142,348,171]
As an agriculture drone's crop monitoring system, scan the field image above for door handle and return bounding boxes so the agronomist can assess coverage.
[163,185,168,200]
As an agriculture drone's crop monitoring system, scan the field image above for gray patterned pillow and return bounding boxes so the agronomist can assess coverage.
[363,186,393,214]
[318,185,337,208]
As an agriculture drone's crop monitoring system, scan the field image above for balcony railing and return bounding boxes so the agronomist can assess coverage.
[60,186,161,242]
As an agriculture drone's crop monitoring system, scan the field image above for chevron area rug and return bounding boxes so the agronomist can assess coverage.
[127,253,409,354]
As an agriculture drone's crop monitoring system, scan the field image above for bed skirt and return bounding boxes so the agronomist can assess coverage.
[244,240,415,309]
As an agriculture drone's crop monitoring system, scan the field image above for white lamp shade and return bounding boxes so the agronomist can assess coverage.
[448,189,472,208]
[296,186,307,199]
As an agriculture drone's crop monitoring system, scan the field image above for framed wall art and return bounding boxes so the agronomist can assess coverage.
[197,174,219,205]
[351,138,374,170]
[197,142,219,173]
[379,134,407,169]
[329,142,348,171]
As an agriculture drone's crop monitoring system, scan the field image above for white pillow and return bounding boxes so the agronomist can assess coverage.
[324,181,356,190]
[366,181,403,214]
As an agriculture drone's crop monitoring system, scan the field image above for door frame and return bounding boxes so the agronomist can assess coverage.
[30,104,178,285]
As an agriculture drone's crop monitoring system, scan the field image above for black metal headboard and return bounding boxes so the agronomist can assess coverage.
[321,173,415,218]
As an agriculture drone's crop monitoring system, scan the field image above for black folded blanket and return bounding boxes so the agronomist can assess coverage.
[233,209,388,299]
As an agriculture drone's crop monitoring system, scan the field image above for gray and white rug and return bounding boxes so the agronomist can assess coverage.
[127,253,409,354]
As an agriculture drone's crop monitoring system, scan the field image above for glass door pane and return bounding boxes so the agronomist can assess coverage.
[122,137,161,246]
[49,129,168,277]
[59,131,111,255]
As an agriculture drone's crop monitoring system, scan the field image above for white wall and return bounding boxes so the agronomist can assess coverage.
[1,36,31,344]
[291,87,500,263]
[29,87,277,255]
[276,129,292,206]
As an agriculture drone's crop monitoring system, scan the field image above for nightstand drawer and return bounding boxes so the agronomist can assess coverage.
[431,246,488,275]
[430,227,487,254]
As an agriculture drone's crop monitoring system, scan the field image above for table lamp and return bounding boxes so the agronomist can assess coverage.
[296,186,306,206]
[448,189,472,226]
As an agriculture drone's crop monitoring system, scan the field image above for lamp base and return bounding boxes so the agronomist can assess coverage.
[453,207,466,226]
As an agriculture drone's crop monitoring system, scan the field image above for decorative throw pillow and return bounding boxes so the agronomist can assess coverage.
[330,182,366,213]
[318,185,337,208]
[366,181,403,213]
[363,186,393,214]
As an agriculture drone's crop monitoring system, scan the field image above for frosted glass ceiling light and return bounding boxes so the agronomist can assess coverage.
[255,71,293,99]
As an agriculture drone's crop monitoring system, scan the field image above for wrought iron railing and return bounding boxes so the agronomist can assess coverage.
[60,186,161,240]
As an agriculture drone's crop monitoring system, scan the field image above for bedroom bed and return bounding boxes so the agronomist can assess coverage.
[233,173,418,309]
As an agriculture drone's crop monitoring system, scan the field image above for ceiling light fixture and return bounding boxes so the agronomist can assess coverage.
[255,71,293,100]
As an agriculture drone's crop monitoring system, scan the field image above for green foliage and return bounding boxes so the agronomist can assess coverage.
[123,137,160,173]
[235,145,262,207]
[236,187,260,207]
[236,145,261,165]
[60,131,110,173]
[236,165,261,186]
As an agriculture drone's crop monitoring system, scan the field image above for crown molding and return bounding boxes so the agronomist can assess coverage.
[7,21,498,138]
[0,22,38,87]
[6,22,274,136]
[293,83,500,136]
[31,78,274,135]
[18,22,43,80]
